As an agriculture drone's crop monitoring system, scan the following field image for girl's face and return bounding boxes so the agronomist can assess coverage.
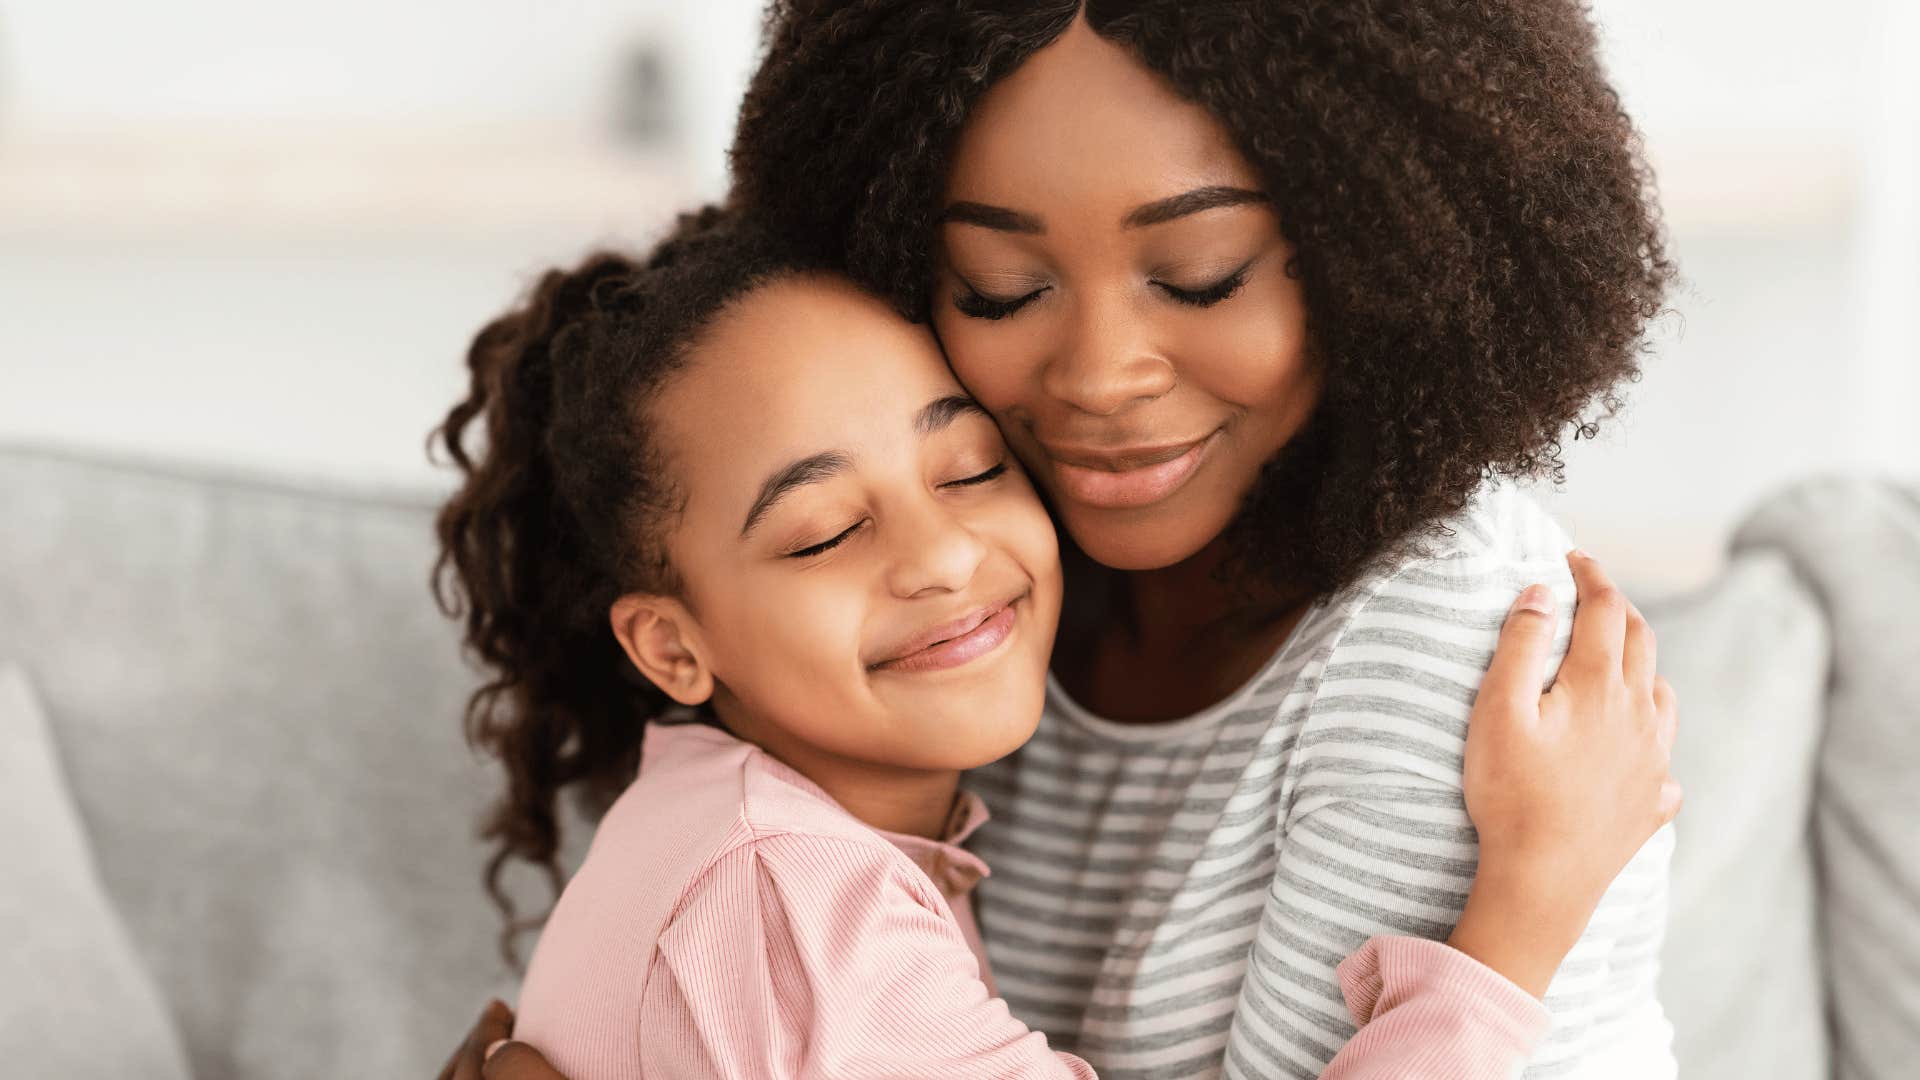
[626,274,1062,774]
[932,19,1321,572]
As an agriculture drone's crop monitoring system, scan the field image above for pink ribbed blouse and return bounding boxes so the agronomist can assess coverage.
[511,722,1550,1079]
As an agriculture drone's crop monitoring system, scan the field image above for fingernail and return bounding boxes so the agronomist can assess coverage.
[1568,547,1591,561]
[1511,584,1553,616]
[485,1040,508,1061]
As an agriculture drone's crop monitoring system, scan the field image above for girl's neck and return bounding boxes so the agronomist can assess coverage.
[709,697,962,840]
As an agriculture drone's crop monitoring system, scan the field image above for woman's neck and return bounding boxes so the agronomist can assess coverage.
[708,697,962,840]
[1054,536,1313,723]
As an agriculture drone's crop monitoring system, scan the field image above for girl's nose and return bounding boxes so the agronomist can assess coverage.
[885,501,990,599]
[1041,292,1176,416]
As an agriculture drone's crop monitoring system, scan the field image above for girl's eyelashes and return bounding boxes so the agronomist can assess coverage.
[785,519,866,560]
[953,284,1046,321]
[781,463,1005,560]
[1154,260,1254,307]
[943,462,1008,488]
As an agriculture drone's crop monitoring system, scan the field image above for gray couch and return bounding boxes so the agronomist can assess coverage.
[2,444,1915,1080]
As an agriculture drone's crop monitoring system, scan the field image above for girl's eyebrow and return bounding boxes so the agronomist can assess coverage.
[915,394,990,436]
[740,451,853,539]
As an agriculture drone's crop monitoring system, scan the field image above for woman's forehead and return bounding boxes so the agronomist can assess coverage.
[943,20,1259,208]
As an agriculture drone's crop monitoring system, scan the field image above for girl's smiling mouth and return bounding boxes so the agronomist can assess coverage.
[869,591,1027,674]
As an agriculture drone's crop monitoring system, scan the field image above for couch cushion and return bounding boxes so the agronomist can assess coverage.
[1736,478,1920,1080]
[0,447,576,1080]
[1643,549,1831,1080]
[0,664,194,1080]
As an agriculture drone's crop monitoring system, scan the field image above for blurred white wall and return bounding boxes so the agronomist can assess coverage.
[0,0,762,490]
[1,0,1913,589]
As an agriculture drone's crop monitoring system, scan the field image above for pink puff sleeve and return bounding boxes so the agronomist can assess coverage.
[642,832,1096,1080]
[1320,935,1553,1079]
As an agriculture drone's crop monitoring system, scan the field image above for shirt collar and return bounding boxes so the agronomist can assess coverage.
[872,789,992,900]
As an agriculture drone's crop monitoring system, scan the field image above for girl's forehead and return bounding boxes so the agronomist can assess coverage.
[660,278,964,470]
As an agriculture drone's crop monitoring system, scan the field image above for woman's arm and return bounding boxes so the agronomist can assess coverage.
[1223,549,1679,1078]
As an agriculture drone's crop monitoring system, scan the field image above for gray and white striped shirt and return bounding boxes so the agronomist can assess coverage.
[967,483,1675,1079]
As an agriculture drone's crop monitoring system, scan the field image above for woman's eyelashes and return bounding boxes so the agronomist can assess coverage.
[951,262,1254,319]
[1155,262,1252,307]
[781,463,1007,560]
[953,284,1046,321]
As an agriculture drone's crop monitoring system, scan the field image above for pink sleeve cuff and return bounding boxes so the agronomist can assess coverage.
[1335,935,1553,1067]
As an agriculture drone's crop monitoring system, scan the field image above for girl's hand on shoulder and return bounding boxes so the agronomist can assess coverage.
[1448,550,1681,997]
[436,1001,569,1080]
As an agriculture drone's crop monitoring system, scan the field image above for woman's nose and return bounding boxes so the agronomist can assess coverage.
[1041,292,1176,416]
[885,500,990,599]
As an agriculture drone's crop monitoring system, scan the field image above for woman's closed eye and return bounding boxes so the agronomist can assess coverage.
[953,284,1047,321]
[1154,259,1254,307]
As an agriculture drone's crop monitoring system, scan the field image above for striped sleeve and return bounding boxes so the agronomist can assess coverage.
[645,833,1096,1080]
[1223,533,1605,1079]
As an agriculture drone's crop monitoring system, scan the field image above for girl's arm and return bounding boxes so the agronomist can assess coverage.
[637,832,1096,1079]
[451,553,1674,1080]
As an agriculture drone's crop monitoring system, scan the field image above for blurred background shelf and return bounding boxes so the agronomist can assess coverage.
[0,0,1913,590]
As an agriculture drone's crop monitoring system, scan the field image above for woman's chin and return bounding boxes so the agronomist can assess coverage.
[1057,507,1227,573]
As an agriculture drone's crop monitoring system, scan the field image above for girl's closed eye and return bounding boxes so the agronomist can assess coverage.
[944,462,1008,488]
[784,462,1005,559]
[785,519,868,560]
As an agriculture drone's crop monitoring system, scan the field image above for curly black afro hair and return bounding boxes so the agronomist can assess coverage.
[730,0,1673,596]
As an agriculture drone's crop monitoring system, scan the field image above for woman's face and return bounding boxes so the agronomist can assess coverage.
[932,19,1321,572]
[632,274,1062,774]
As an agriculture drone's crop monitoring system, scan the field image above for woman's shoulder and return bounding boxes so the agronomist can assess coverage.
[1300,481,1575,697]
[1335,481,1575,614]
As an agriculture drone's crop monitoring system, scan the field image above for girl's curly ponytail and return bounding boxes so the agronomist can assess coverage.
[429,208,811,964]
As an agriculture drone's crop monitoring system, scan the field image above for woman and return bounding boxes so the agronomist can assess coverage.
[446,2,1677,1077]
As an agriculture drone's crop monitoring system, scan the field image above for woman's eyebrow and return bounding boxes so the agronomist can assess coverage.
[740,451,853,538]
[1123,185,1268,228]
[940,201,1045,234]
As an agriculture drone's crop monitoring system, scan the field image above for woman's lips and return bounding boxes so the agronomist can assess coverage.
[1040,429,1222,510]
[870,597,1021,674]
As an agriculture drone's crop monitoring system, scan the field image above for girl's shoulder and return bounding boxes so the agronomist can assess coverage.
[603,722,924,900]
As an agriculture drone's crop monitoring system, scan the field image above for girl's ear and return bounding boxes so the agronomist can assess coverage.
[609,594,715,707]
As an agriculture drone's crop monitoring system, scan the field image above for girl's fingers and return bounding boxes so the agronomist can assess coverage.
[483,1042,569,1080]
[1564,550,1627,683]
[1654,676,1678,753]
[1479,584,1561,716]
[449,1000,513,1080]
[1622,601,1657,696]
[1659,777,1685,824]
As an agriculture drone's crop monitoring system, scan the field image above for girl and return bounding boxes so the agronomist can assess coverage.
[431,210,1676,1080]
